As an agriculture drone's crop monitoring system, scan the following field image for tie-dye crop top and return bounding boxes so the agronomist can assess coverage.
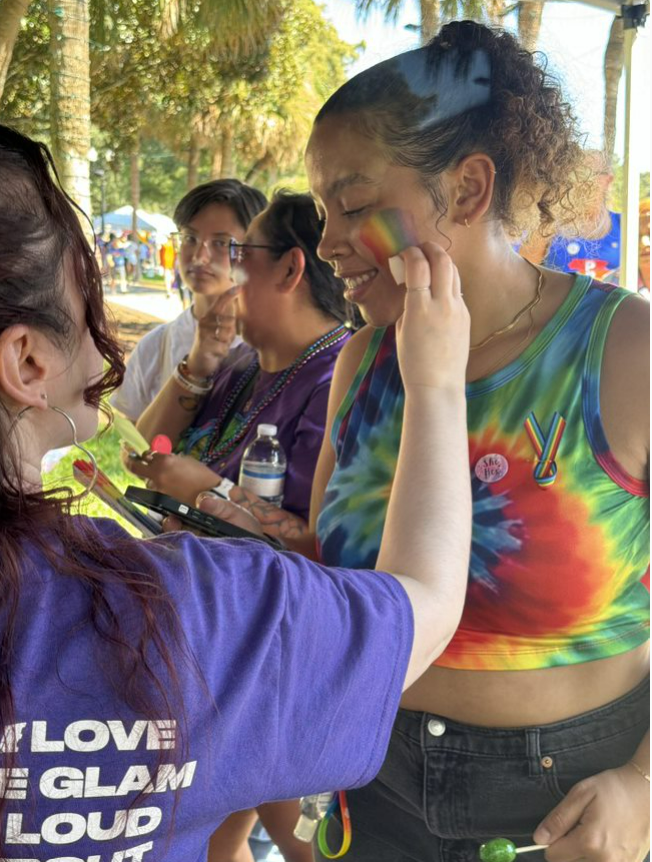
[316,276,650,670]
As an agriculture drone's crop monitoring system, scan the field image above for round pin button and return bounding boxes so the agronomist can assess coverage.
[475,453,509,484]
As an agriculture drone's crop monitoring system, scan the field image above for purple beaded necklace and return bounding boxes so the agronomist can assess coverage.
[191,324,350,464]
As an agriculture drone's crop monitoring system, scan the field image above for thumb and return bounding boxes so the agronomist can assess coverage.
[196,492,232,518]
[200,285,240,321]
[534,782,595,845]
[214,285,241,313]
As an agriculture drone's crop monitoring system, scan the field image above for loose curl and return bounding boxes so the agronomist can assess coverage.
[315,20,586,238]
[0,126,189,850]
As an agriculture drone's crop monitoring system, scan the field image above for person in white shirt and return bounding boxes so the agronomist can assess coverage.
[111,179,268,420]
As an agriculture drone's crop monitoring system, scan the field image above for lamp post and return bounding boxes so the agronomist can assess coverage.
[87,147,113,236]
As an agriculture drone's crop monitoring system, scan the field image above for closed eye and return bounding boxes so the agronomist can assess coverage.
[342,206,368,218]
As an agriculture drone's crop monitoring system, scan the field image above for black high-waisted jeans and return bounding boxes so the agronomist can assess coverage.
[315,676,650,862]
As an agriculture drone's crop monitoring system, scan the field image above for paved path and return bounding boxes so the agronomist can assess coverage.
[105,284,185,323]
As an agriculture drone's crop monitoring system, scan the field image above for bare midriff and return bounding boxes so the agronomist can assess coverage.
[400,642,650,726]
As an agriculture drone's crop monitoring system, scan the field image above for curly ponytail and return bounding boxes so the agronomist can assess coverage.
[315,20,585,237]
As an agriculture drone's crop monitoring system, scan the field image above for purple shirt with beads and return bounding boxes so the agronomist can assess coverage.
[180,329,350,521]
[6,517,413,861]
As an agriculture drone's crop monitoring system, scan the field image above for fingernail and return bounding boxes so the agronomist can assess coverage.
[196,492,218,506]
[534,827,551,844]
[388,255,405,285]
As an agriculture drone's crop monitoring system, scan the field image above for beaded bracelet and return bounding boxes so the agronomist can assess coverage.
[628,760,651,783]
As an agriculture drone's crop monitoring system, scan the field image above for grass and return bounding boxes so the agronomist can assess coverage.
[43,420,146,537]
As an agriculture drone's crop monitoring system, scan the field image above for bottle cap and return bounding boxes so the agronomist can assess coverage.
[257,424,278,437]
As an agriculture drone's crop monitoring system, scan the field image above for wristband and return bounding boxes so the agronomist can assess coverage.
[172,362,213,395]
[179,355,214,386]
[210,478,235,501]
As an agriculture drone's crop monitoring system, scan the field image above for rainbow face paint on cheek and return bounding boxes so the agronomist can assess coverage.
[359,208,418,264]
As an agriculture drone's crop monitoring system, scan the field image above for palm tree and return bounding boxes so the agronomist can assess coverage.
[603,14,624,165]
[517,0,545,51]
[0,0,32,100]
[49,0,92,217]
[355,0,508,45]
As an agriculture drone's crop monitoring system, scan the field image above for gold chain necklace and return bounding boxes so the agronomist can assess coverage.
[470,264,544,352]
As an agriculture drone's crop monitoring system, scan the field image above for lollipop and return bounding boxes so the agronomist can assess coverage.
[359,208,418,265]
[151,434,173,455]
[479,838,548,862]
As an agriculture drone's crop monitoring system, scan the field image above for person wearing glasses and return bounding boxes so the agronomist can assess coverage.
[127,190,353,862]
[110,179,268,422]
[131,191,352,528]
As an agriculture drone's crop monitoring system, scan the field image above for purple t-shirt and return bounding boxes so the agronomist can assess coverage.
[5,518,412,862]
[182,337,350,521]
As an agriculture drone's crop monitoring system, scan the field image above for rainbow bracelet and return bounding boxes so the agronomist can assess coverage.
[317,791,352,858]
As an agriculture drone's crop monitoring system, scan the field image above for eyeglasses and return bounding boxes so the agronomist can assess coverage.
[174,232,235,256]
[228,241,282,266]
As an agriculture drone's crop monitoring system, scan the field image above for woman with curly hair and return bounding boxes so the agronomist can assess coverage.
[231,19,649,862]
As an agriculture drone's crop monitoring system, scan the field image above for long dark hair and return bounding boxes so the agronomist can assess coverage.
[316,20,584,237]
[0,126,186,847]
[259,190,352,324]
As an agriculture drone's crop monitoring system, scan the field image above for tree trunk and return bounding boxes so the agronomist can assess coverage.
[244,151,273,185]
[210,145,222,180]
[130,141,140,234]
[420,0,440,44]
[130,139,141,279]
[220,124,234,178]
[0,0,31,101]
[49,0,91,218]
[187,131,201,189]
[603,15,624,165]
[517,1,545,52]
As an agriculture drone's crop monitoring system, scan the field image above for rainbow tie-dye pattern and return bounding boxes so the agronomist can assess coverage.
[316,276,650,670]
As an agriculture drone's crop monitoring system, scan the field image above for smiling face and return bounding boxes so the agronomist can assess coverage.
[306,116,446,327]
[177,202,246,297]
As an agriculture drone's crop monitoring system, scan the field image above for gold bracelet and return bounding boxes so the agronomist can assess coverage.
[628,760,651,783]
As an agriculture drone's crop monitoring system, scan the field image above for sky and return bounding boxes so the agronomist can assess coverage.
[321,0,651,171]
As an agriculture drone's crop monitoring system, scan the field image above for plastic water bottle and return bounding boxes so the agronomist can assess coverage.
[239,424,287,506]
[293,792,334,842]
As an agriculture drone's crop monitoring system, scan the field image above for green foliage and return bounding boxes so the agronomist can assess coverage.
[43,422,145,536]
[1,0,357,213]
[0,0,50,136]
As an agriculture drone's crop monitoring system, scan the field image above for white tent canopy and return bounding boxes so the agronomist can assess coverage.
[94,206,176,237]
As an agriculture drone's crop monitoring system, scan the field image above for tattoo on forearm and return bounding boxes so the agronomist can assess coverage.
[178,395,202,412]
[229,486,309,541]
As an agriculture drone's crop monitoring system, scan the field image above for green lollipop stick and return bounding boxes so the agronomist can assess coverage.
[479,838,548,862]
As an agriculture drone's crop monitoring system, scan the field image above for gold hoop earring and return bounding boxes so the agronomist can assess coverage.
[464,218,471,228]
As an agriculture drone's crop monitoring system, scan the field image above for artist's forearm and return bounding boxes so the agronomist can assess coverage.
[137,377,203,445]
[228,485,318,559]
[379,389,471,686]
